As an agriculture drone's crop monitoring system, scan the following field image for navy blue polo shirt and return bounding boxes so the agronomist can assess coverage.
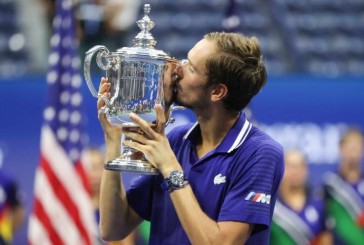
[127,112,284,245]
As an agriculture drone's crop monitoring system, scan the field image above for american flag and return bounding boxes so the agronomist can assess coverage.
[28,0,97,244]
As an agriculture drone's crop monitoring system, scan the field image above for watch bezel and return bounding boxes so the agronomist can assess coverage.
[161,170,188,192]
[169,170,184,187]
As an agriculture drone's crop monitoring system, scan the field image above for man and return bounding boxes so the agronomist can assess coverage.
[324,128,364,244]
[97,32,284,244]
[270,149,331,245]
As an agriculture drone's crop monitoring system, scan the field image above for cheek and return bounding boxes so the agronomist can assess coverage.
[181,69,203,84]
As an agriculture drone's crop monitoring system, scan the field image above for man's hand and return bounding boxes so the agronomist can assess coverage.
[97,77,122,142]
[97,77,111,111]
[122,104,181,177]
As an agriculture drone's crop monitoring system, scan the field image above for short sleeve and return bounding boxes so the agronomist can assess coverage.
[218,141,284,228]
[126,175,161,221]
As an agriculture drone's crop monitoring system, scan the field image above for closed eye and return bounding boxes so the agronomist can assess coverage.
[181,59,195,73]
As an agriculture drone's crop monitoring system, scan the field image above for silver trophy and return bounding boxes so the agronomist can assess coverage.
[84,4,178,174]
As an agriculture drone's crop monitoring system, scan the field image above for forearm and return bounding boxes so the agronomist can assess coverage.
[161,164,220,243]
[170,186,221,244]
[159,158,219,242]
[169,181,251,244]
[99,140,140,240]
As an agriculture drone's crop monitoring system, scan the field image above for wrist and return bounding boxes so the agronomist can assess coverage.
[161,170,189,193]
[161,167,182,179]
[159,158,182,178]
[104,133,121,143]
[104,141,121,161]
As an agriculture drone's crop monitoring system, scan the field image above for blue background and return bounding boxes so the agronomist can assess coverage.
[0,74,363,244]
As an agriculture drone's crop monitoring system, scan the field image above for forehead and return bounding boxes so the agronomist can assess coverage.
[188,39,216,65]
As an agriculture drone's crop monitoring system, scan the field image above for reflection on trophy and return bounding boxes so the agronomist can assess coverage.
[84,4,179,174]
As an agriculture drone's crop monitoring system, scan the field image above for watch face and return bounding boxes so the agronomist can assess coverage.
[170,171,184,187]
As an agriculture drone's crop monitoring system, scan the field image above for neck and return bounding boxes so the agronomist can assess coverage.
[280,183,306,211]
[195,108,240,158]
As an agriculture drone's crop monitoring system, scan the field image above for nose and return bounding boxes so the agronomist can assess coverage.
[173,60,185,79]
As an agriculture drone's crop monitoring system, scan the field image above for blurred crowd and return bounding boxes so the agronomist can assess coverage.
[0,0,141,77]
[271,128,364,244]
[1,0,364,77]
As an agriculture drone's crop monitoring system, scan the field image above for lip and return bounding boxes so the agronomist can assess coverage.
[171,74,180,92]
[172,74,179,83]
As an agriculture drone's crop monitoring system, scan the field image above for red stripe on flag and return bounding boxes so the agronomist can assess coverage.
[33,197,64,245]
[75,160,91,195]
[40,155,92,245]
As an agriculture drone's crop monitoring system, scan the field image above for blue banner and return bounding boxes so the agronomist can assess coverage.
[0,74,363,243]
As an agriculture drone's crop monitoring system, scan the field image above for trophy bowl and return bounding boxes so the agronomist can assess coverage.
[84,4,179,174]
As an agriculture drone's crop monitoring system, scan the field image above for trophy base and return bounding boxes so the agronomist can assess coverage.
[105,159,159,175]
[104,128,159,175]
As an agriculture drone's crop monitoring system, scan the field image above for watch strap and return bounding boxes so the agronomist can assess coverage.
[161,171,189,192]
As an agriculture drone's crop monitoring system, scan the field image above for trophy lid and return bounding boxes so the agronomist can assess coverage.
[116,4,172,61]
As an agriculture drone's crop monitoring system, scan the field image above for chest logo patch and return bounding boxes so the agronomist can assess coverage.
[245,191,271,204]
[214,174,226,185]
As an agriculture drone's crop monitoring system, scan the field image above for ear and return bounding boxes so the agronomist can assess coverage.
[211,83,228,102]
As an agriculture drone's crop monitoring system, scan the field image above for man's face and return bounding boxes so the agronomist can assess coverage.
[173,38,216,110]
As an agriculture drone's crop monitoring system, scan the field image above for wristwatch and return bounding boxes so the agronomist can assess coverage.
[161,170,188,192]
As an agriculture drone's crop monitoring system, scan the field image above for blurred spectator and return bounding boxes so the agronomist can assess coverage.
[324,128,364,244]
[14,0,49,73]
[270,149,332,245]
[0,170,25,245]
[83,147,144,245]
[78,0,141,54]
[29,0,141,73]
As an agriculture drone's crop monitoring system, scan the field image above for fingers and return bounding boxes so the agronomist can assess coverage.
[97,77,111,110]
[98,77,109,91]
[123,131,147,145]
[155,104,166,133]
[125,104,166,138]
[127,113,156,139]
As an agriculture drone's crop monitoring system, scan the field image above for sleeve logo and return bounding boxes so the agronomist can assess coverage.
[245,191,271,204]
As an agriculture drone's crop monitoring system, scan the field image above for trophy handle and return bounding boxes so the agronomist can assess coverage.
[167,104,186,125]
[84,45,112,105]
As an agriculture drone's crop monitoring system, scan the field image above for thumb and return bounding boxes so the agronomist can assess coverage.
[155,104,166,133]
[98,106,110,129]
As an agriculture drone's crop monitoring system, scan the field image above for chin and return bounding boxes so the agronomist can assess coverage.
[174,98,188,108]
